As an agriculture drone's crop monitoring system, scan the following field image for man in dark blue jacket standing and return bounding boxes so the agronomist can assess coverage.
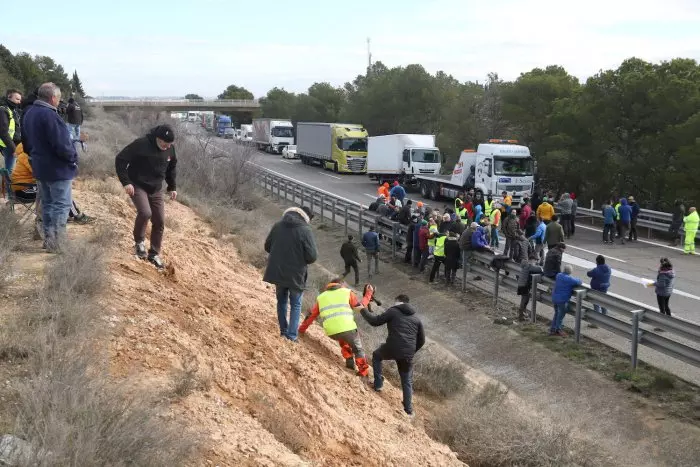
[362,226,380,278]
[22,83,77,252]
[618,198,632,244]
[587,255,611,314]
[627,196,640,241]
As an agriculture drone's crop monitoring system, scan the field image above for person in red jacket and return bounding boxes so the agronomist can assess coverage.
[417,220,430,272]
[519,197,532,229]
[298,279,374,377]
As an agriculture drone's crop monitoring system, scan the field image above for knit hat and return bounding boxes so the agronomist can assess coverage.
[421,219,428,225]
[416,201,424,208]
[301,206,314,220]
[154,124,175,143]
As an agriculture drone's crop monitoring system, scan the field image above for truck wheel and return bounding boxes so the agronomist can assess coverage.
[420,182,429,198]
[333,161,339,173]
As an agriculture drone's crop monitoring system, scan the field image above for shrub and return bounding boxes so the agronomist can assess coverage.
[0,206,21,290]
[171,355,211,398]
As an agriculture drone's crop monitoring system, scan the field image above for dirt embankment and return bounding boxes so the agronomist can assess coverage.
[75,179,462,466]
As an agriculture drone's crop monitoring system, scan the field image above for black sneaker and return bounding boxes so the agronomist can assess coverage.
[73,214,96,225]
[135,242,147,259]
[345,358,356,370]
[148,254,165,270]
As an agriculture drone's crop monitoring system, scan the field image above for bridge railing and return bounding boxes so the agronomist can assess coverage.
[251,166,700,371]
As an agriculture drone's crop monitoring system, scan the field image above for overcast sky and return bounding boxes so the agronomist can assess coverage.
[4,0,700,98]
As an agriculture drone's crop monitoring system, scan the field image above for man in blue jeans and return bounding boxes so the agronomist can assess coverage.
[264,206,318,341]
[22,83,77,252]
[359,291,425,418]
[550,265,582,336]
[361,225,380,278]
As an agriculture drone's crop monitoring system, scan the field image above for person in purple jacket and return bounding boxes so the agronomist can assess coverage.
[587,255,611,315]
[550,265,582,336]
[471,225,493,252]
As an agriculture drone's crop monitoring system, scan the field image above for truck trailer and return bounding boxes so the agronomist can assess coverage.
[239,124,253,144]
[415,139,534,206]
[296,122,368,174]
[367,134,442,185]
[252,118,294,154]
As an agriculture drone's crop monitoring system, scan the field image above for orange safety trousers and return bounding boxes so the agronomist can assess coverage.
[333,330,369,377]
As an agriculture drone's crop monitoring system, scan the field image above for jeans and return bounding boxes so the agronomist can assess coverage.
[418,248,429,272]
[490,227,499,247]
[628,218,638,241]
[275,286,303,341]
[550,302,569,332]
[66,123,81,142]
[603,223,614,242]
[373,345,414,414]
[2,146,15,196]
[560,214,572,238]
[38,179,72,248]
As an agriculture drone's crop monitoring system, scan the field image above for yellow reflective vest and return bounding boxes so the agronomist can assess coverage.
[434,235,446,257]
[484,199,494,216]
[427,225,438,246]
[0,107,15,149]
[457,206,468,223]
[316,287,357,336]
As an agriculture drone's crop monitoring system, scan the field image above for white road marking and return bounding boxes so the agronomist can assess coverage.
[281,160,294,165]
[564,244,627,263]
[575,224,685,252]
[319,172,342,180]
[365,193,378,199]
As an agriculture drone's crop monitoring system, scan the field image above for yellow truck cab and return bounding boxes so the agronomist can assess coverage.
[297,122,369,174]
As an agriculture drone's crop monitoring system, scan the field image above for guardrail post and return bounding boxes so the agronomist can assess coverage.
[461,251,468,292]
[358,210,364,237]
[344,205,349,236]
[281,179,287,202]
[493,267,500,308]
[392,222,399,259]
[320,195,325,221]
[574,289,586,344]
[631,310,643,369]
[309,192,314,216]
[332,199,337,225]
[530,274,541,323]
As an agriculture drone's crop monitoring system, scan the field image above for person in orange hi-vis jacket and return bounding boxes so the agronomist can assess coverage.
[298,278,374,379]
[377,182,390,200]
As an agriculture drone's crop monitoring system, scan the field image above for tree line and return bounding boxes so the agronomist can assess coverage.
[244,58,698,210]
[0,44,86,100]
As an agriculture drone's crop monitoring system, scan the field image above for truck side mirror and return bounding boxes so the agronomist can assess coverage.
[402,149,410,166]
[486,160,492,177]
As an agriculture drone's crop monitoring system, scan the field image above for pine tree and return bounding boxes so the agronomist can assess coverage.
[71,70,85,97]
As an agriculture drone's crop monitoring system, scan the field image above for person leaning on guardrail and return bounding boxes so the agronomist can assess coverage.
[652,258,675,316]
[543,243,566,279]
[517,257,543,321]
[550,265,582,337]
[587,255,611,315]
[682,207,698,255]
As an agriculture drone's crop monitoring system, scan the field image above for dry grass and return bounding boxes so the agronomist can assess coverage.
[170,355,212,398]
[429,383,604,467]
[82,177,124,196]
[0,206,21,290]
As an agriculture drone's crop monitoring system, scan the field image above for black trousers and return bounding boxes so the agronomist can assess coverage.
[657,295,671,316]
[429,257,445,282]
[342,261,359,284]
[629,218,638,240]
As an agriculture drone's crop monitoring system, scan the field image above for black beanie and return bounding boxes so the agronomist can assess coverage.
[154,124,175,143]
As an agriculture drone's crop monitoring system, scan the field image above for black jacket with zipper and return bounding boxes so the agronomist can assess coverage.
[361,303,425,359]
[115,127,177,194]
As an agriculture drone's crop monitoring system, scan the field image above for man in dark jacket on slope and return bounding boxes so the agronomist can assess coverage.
[115,124,178,269]
[340,235,361,285]
[264,206,318,341]
[359,290,425,417]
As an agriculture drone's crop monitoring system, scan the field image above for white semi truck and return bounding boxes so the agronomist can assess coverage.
[238,124,254,144]
[367,134,442,186]
[252,118,294,154]
[415,139,534,206]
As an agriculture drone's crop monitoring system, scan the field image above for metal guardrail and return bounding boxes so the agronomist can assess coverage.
[571,206,698,241]
[251,167,700,371]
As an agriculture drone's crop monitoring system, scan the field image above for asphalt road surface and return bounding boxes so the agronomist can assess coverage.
[208,132,700,324]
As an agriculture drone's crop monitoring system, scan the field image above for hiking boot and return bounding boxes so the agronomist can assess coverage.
[148,253,165,270]
[345,358,356,370]
[135,241,147,259]
[73,214,96,225]
[557,330,568,337]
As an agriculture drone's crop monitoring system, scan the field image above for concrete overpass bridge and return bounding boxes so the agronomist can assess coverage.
[87,98,260,112]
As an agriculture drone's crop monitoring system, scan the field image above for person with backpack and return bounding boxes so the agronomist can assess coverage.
[65,97,84,144]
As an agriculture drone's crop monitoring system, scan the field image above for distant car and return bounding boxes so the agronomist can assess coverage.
[224,127,235,139]
[282,145,298,159]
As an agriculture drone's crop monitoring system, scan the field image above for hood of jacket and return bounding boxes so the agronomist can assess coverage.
[658,267,675,277]
[282,207,310,226]
[474,205,482,215]
[620,198,628,206]
[393,303,416,316]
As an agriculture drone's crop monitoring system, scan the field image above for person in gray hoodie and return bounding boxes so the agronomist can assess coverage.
[557,193,574,239]
[652,257,675,316]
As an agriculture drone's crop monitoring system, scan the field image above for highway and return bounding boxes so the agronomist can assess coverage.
[209,135,700,324]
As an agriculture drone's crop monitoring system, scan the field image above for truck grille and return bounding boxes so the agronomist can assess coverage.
[418,169,435,174]
[347,159,366,172]
[504,185,529,192]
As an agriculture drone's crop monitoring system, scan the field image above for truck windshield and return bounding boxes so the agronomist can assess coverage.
[494,157,534,175]
[338,138,367,152]
[412,149,440,163]
[271,127,294,138]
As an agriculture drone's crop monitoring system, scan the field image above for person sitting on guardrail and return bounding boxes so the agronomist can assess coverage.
[602,202,617,244]
[298,278,373,381]
[587,255,611,315]
[550,265,582,336]
[652,258,675,316]
[340,235,361,286]
[429,231,447,283]
[682,207,698,255]
[362,225,380,278]
[536,196,554,224]
[669,200,685,246]
[377,182,390,199]
[471,224,493,253]
[444,230,461,285]
[390,180,406,203]
[529,218,546,264]
[543,243,566,279]
[517,257,543,321]
[627,196,639,241]
[376,201,392,218]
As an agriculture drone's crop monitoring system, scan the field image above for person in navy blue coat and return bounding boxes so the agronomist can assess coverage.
[550,265,582,336]
[618,198,632,244]
[587,255,611,314]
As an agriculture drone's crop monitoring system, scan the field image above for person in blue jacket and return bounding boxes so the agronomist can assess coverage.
[362,225,381,278]
[602,202,617,244]
[389,181,406,203]
[473,204,483,224]
[550,265,582,336]
[587,255,611,314]
[528,219,546,265]
[470,225,493,252]
[618,198,632,244]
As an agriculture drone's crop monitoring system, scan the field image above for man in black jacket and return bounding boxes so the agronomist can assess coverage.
[115,124,177,269]
[340,235,361,285]
[65,97,84,144]
[359,290,425,417]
